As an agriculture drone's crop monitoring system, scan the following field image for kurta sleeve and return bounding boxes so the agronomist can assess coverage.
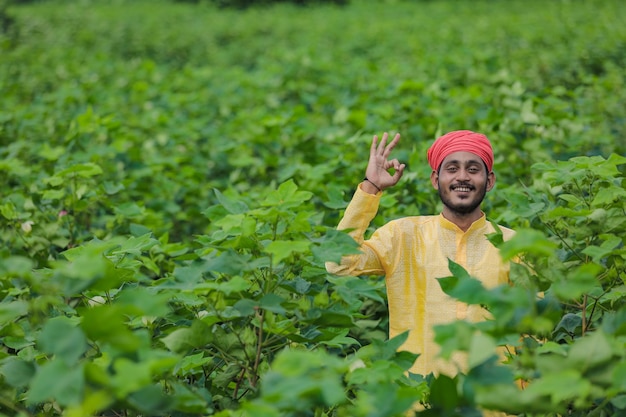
[325,184,386,276]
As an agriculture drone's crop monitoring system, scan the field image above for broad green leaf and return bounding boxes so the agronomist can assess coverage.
[37,316,87,365]
[613,361,626,391]
[261,180,313,209]
[304,308,355,327]
[193,275,251,295]
[428,374,458,411]
[160,320,212,353]
[0,357,36,388]
[552,263,602,300]
[592,186,626,206]
[108,233,158,257]
[553,313,582,335]
[127,384,173,414]
[497,229,558,261]
[115,287,171,317]
[0,202,18,220]
[113,202,145,217]
[437,260,495,306]
[611,394,626,410]
[27,360,85,406]
[111,357,152,398]
[434,321,474,359]
[0,256,34,275]
[311,228,361,264]
[468,332,497,368]
[214,188,249,214]
[537,341,568,356]
[328,275,385,304]
[41,188,66,200]
[0,300,28,323]
[55,162,103,178]
[568,330,615,371]
[201,250,259,275]
[64,390,114,417]
[524,369,591,406]
[81,305,142,353]
[259,293,287,314]
[265,239,311,264]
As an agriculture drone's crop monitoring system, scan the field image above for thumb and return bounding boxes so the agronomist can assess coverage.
[392,164,406,183]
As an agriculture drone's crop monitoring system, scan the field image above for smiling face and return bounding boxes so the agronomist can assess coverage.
[430,151,495,220]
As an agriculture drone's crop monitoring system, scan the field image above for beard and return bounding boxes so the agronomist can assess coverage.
[438,180,488,215]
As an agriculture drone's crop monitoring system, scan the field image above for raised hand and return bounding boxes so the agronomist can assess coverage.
[363,132,406,193]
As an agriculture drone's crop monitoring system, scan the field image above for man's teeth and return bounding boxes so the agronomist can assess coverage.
[454,187,471,192]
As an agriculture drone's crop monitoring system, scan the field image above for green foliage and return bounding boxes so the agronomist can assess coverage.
[1,0,626,416]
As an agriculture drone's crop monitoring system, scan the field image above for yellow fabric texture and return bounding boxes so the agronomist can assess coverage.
[326,185,515,377]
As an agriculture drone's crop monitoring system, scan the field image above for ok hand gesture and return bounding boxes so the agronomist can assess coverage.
[363,132,406,193]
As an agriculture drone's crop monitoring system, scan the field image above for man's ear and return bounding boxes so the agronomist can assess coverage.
[430,170,439,189]
[486,171,496,191]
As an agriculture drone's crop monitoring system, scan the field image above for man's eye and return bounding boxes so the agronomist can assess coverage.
[469,168,479,173]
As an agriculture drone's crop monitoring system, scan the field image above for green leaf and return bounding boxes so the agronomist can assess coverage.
[468,332,497,368]
[261,180,313,209]
[115,287,172,317]
[553,313,582,335]
[568,330,615,372]
[437,260,494,305]
[160,320,212,353]
[610,394,626,410]
[108,233,158,257]
[214,188,249,214]
[328,275,385,304]
[127,384,173,414]
[194,275,251,295]
[0,300,28,323]
[265,239,311,264]
[524,369,591,406]
[28,360,85,406]
[0,357,36,388]
[201,250,258,275]
[111,357,153,398]
[592,186,626,206]
[55,162,103,178]
[552,263,602,300]
[428,374,458,411]
[0,202,18,220]
[311,228,361,264]
[37,316,87,365]
[260,293,287,315]
[497,229,558,261]
[80,305,142,353]
[613,361,626,391]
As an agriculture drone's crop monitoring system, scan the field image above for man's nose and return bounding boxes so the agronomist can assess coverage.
[457,169,471,180]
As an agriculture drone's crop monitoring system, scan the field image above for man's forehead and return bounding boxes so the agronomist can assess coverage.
[441,151,484,165]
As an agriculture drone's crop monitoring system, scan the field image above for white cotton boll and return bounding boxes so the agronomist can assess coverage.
[20,221,34,233]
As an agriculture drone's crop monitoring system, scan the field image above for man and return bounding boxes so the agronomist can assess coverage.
[326,130,515,377]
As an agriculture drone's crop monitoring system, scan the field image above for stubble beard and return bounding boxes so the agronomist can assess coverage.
[438,180,488,216]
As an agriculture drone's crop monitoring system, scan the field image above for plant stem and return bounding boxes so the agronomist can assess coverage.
[581,294,588,336]
[251,307,265,388]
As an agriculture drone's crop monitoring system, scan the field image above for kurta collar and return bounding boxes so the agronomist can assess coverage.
[438,212,487,234]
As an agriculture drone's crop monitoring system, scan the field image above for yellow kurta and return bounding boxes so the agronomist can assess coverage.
[326,185,515,377]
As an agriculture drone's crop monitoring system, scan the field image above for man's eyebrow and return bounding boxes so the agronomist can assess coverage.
[443,159,483,166]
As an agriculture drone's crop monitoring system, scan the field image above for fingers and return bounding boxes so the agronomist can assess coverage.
[393,163,407,181]
[372,132,400,156]
[382,133,400,158]
[370,135,378,155]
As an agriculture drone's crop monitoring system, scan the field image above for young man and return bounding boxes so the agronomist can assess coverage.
[326,130,515,377]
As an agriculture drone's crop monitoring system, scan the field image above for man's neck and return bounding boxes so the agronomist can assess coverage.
[441,209,484,232]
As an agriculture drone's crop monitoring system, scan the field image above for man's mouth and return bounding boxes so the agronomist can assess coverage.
[451,184,474,192]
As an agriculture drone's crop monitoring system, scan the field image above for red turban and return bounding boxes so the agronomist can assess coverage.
[426,130,494,172]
